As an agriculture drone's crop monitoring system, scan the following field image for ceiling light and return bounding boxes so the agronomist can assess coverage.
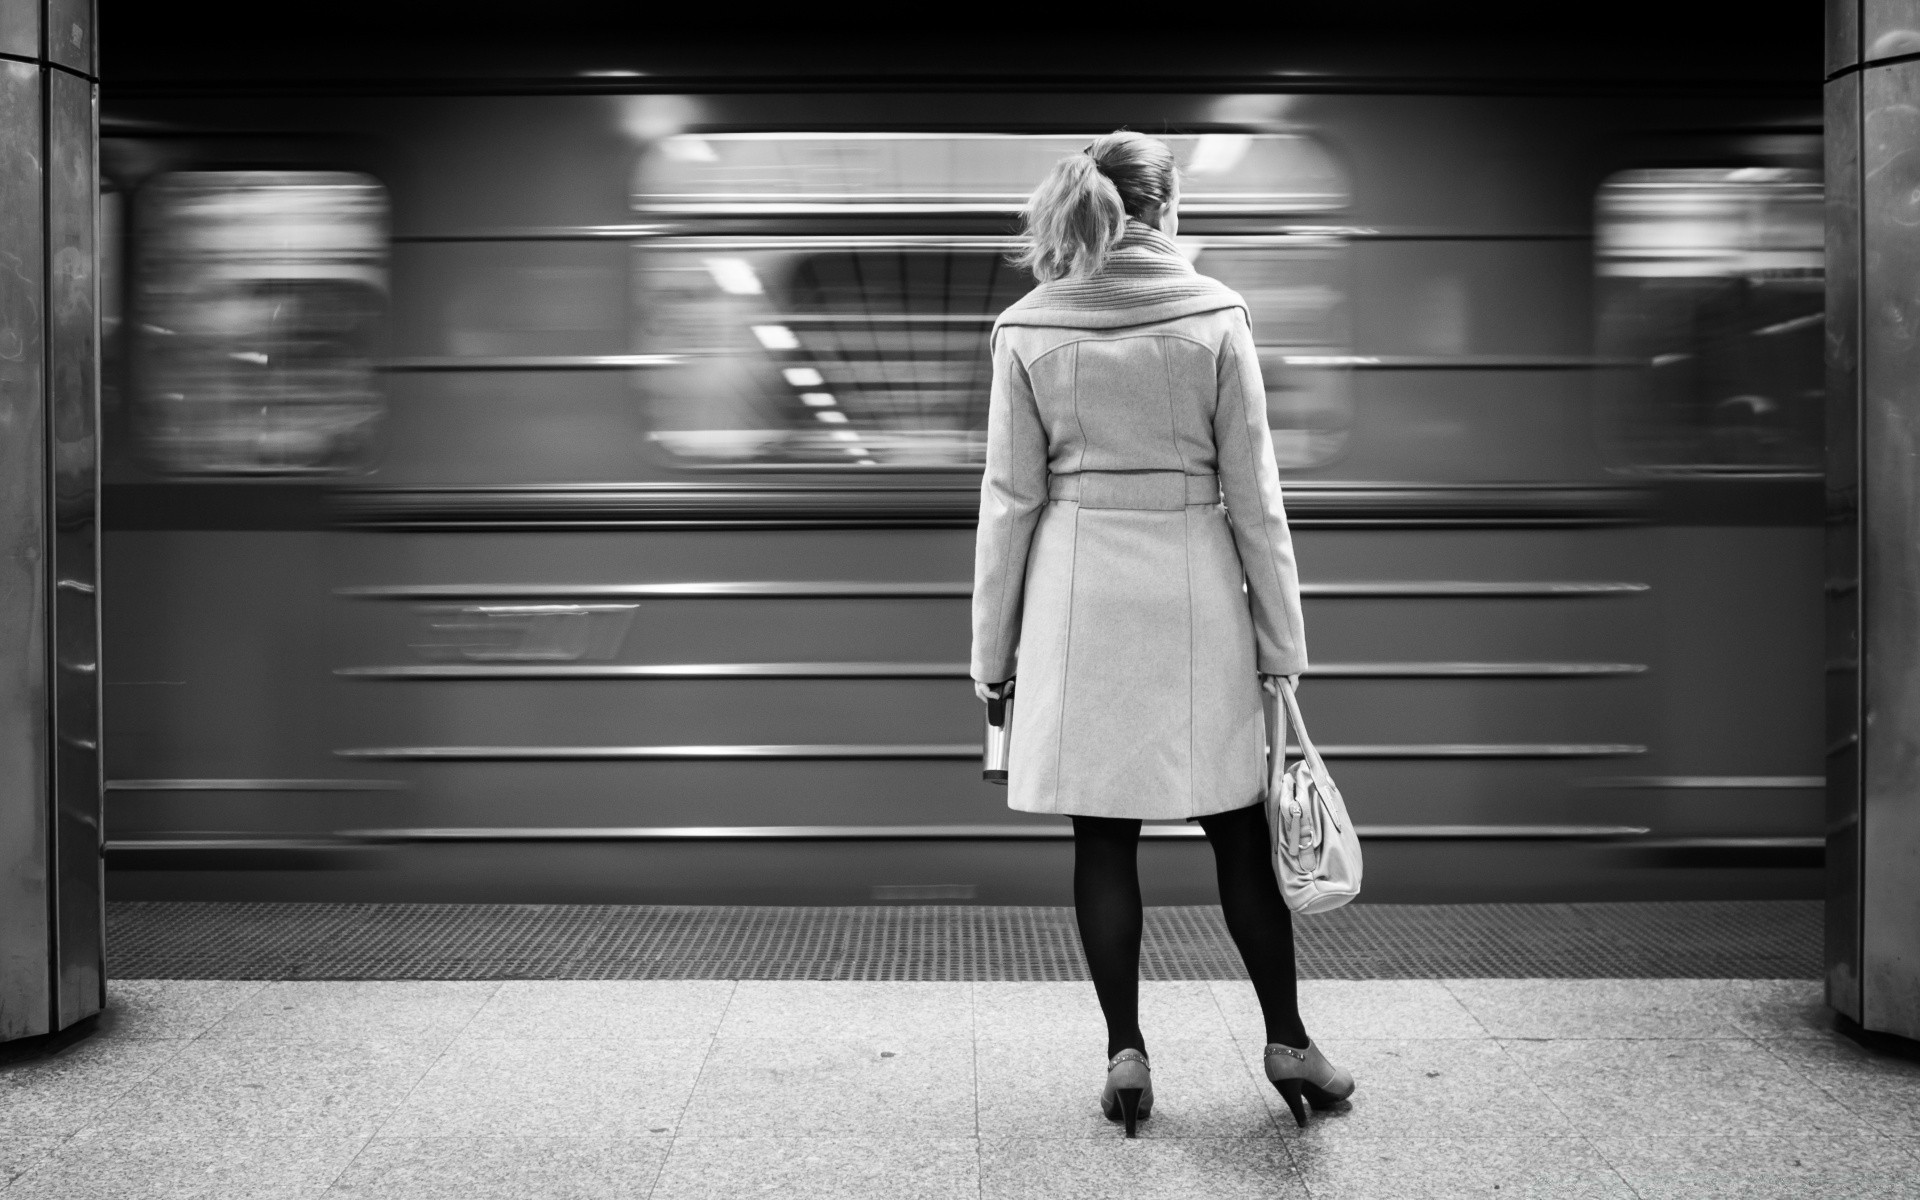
[815,410,849,424]
[800,392,836,407]
[784,368,825,387]
[751,325,799,350]
[703,258,763,295]
[661,135,717,161]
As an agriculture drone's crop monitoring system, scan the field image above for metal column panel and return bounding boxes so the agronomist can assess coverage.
[46,64,98,1029]
[1861,57,1920,1042]
[1866,0,1920,59]
[1832,0,1861,74]
[42,0,87,76]
[0,0,35,60]
[0,58,48,1042]
[1825,67,1863,1023]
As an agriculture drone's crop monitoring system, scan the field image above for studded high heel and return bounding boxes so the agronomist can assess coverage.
[1264,1039,1354,1127]
[1100,1048,1154,1137]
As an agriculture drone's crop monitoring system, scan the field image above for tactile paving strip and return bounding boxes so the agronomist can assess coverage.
[106,900,1821,981]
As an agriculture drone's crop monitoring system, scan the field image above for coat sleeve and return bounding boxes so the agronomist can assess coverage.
[1213,310,1308,676]
[970,330,1049,684]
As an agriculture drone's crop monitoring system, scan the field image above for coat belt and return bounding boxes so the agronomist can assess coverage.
[1047,471,1221,510]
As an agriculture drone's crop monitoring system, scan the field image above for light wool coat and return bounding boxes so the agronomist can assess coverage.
[971,224,1308,820]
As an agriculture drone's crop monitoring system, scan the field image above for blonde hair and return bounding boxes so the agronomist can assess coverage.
[1016,131,1178,282]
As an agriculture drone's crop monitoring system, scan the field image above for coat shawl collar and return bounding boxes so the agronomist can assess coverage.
[994,220,1247,332]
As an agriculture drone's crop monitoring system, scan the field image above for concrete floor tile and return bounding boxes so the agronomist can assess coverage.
[976,1037,1276,1139]
[972,983,1108,1044]
[1445,979,1771,1039]
[4,1131,366,1200]
[463,981,734,1041]
[717,982,971,1041]
[1590,1134,1920,1200]
[1137,983,1233,1041]
[978,1137,1305,1200]
[99,981,268,1041]
[1213,980,1489,1041]
[679,1036,974,1138]
[1288,1136,1635,1199]
[1718,980,1835,1039]
[91,1038,444,1138]
[650,1138,978,1200]
[382,1038,710,1138]
[0,1038,186,1137]
[0,1137,64,1188]
[201,981,498,1045]
[1236,1038,1574,1139]
[1758,1034,1920,1136]
[327,1136,671,1199]
[1502,1038,1869,1136]
[973,983,1231,1045]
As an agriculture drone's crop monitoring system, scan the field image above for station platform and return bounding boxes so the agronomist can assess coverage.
[2,901,1916,1199]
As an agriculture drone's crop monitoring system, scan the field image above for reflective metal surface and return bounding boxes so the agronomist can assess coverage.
[46,64,98,1030]
[1860,55,1920,1040]
[0,0,35,61]
[44,0,89,75]
[329,482,1651,529]
[337,579,1650,600]
[1589,775,1826,789]
[0,58,48,1042]
[1832,0,1861,75]
[105,778,407,791]
[335,824,1653,842]
[1825,67,1865,1022]
[1865,0,1920,61]
[333,660,1646,681]
[334,742,1647,761]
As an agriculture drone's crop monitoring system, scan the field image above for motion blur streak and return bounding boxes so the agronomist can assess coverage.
[94,8,1824,905]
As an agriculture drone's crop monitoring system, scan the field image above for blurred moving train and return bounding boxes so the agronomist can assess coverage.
[96,17,1827,903]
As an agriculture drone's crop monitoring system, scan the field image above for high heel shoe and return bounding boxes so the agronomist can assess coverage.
[1264,1039,1354,1128]
[1099,1048,1154,1137]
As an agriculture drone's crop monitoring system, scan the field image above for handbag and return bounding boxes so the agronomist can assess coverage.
[1263,681,1362,914]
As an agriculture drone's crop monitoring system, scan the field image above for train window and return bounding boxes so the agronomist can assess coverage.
[1198,238,1352,469]
[636,132,1347,215]
[133,171,388,474]
[1594,168,1823,474]
[633,134,1351,470]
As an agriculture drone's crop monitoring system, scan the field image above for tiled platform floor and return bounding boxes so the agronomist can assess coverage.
[4,978,1917,1198]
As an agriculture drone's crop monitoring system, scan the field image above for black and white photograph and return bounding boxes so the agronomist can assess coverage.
[1,2,1915,1196]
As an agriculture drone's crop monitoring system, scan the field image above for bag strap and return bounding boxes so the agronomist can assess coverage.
[1279,683,1332,788]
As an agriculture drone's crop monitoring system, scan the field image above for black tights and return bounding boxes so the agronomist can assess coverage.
[1072,803,1307,1058]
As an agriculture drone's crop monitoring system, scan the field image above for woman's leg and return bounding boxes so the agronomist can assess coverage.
[1071,815,1146,1059]
[1197,802,1309,1049]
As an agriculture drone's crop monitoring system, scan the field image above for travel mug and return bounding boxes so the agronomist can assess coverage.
[982,685,1013,784]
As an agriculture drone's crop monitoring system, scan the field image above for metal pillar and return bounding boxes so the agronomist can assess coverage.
[1828,0,1920,1042]
[0,0,100,1043]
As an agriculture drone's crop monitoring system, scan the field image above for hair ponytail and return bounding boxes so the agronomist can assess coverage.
[1016,131,1179,282]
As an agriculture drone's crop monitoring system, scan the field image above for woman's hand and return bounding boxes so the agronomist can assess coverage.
[1260,673,1301,696]
[975,679,1012,704]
